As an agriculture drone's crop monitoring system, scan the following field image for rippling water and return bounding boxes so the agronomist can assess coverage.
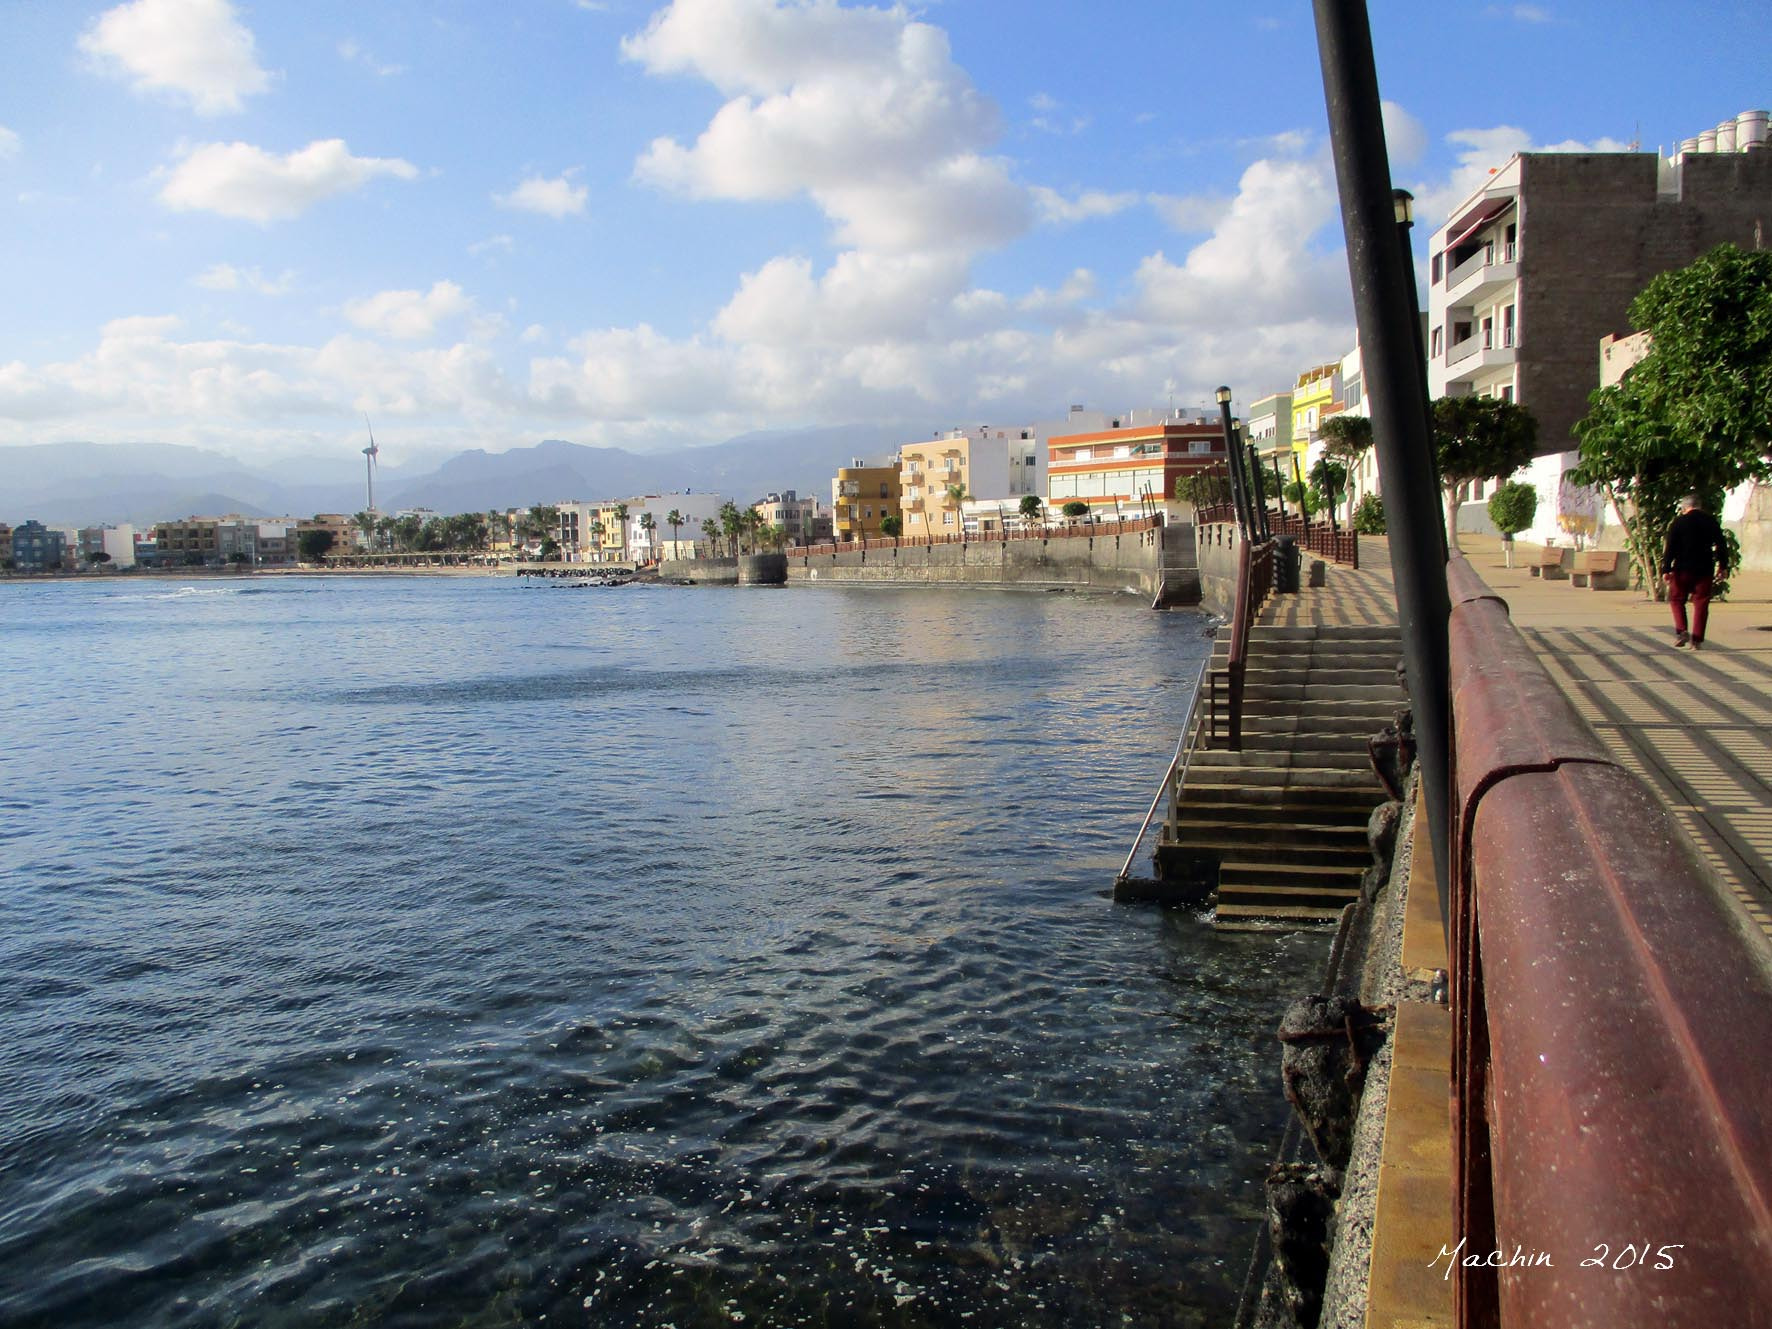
[0,576,1324,1327]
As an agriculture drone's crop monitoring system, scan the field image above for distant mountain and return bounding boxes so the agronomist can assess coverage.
[0,424,915,526]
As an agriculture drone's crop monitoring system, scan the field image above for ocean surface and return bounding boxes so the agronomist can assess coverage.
[0,575,1325,1328]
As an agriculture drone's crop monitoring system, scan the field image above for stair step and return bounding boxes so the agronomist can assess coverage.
[1165,838,1371,867]
[1183,784,1385,808]
[1214,903,1345,925]
[1179,765,1385,790]
[1191,749,1374,770]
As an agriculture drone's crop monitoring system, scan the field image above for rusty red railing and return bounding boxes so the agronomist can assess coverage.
[1269,511,1359,568]
[1444,553,1772,1325]
[1207,537,1274,750]
[786,514,1163,559]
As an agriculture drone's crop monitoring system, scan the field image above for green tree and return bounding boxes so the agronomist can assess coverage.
[700,516,720,555]
[586,519,605,562]
[1309,457,1349,528]
[719,501,744,556]
[538,536,561,560]
[880,514,903,539]
[1318,414,1374,503]
[297,529,336,564]
[1174,471,1232,508]
[1018,494,1043,527]
[944,482,970,536]
[1487,480,1538,566]
[639,511,657,560]
[1433,395,1539,549]
[1283,480,1322,516]
[1061,500,1089,521]
[1571,243,1772,595]
[87,550,113,565]
[612,502,630,563]
[353,510,377,550]
[666,508,685,559]
[1351,492,1386,535]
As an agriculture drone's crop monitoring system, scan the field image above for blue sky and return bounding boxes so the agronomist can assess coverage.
[0,0,1766,467]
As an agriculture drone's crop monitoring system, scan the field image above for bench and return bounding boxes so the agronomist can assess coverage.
[1570,550,1628,590]
[1529,545,1572,579]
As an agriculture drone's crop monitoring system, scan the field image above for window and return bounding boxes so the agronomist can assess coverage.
[1431,326,1443,356]
[1431,253,1442,283]
[1501,385,1515,403]
[942,512,954,525]
[879,482,889,497]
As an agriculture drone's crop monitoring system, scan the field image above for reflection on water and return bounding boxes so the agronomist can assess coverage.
[0,578,1323,1327]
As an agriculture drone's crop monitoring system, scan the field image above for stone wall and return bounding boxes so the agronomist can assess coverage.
[775,525,1199,601]
[1196,524,1244,618]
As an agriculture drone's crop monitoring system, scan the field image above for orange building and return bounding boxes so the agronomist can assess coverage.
[1046,419,1229,516]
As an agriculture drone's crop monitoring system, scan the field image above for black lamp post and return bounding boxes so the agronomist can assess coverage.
[1217,385,1253,538]
[1247,442,1271,540]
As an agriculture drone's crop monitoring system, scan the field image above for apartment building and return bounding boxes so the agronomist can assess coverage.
[1427,109,1771,538]
[1289,363,1342,467]
[1047,415,1228,517]
[1247,391,1294,467]
[832,460,902,541]
[77,524,137,568]
[898,426,1042,538]
[11,520,67,572]
[750,491,828,546]
[156,517,221,564]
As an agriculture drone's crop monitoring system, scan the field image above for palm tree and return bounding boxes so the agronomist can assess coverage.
[586,519,605,563]
[945,482,970,537]
[639,512,657,564]
[743,508,765,552]
[700,517,719,557]
[612,502,630,564]
[719,501,744,557]
[666,508,684,560]
[353,509,376,552]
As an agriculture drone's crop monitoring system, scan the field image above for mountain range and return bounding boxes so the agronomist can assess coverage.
[0,426,915,527]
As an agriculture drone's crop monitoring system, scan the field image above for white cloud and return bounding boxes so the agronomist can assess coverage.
[626,0,1024,256]
[1031,187,1139,225]
[520,324,548,344]
[159,139,419,222]
[1382,101,1428,167]
[494,173,588,218]
[343,281,474,341]
[469,233,515,255]
[1410,125,1632,227]
[79,0,270,115]
[194,262,293,294]
[1486,4,1552,21]
[337,39,404,77]
[0,127,19,160]
[1148,192,1232,233]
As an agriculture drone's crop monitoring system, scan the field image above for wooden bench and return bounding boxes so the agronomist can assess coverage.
[1529,545,1572,579]
[1570,550,1628,590]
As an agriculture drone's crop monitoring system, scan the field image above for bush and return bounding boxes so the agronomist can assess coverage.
[1061,501,1089,519]
[1352,493,1386,534]
[1487,480,1538,540]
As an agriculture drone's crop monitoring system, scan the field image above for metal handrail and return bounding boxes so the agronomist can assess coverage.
[1115,657,1211,885]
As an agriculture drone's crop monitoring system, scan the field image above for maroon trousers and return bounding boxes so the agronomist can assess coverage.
[1667,570,1713,643]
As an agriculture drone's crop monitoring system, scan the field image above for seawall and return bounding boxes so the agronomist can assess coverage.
[758,524,1199,601]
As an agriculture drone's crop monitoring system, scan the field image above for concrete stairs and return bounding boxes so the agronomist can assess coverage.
[1158,624,1406,928]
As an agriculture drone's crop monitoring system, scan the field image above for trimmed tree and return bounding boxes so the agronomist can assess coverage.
[1309,457,1349,529]
[1432,395,1539,549]
[1486,480,1538,567]
[1061,500,1089,522]
[297,529,335,564]
[1018,494,1043,528]
[880,514,903,539]
[1570,243,1772,596]
[1318,414,1374,502]
[1352,492,1386,535]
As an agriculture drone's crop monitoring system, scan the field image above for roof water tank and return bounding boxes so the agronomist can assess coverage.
[1738,110,1769,150]
[1716,119,1738,152]
[1697,128,1717,153]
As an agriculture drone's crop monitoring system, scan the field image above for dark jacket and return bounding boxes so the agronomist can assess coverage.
[1660,508,1728,579]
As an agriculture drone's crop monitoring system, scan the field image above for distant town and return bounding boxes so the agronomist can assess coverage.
[8,112,1771,577]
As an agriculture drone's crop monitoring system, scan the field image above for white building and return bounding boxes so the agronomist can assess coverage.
[77,524,137,568]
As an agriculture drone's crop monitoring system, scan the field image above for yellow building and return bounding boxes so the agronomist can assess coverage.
[1289,362,1342,468]
[832,461,901,541]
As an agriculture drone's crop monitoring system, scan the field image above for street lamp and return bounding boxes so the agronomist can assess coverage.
[1394,188,1432,434]
[1217,385,1253,537]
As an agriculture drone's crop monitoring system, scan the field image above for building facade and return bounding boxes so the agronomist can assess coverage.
[1427,113,1772,540]
[832,460,902,541]
[11,520,67,572]
[1047,416,1227,517]
[898,427,1042,538]
[750,491,826,546]
[77,524,137,568]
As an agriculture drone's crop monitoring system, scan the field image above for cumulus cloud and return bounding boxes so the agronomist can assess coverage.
[1382,100,1428,167]
[494,173,588,218]
[0,126,19,160]
[1410,125,1632,226]
[625,0,1025,255]
[159,139,419,222]
[1148,192,1233,233]
[1031,187,1140,225]
[79,0,270,115]
[337,39,404,77]
[194,262,293,294]
[343,281,474,341]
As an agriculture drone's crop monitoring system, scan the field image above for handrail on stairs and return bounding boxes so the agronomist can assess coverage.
[1115,657,1212,888]
[1208,536,1275,750]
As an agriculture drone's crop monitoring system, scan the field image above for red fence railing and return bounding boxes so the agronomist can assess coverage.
[1207,538,1274,750]
[1445,553,1772,1324]
[786,515,1163,559]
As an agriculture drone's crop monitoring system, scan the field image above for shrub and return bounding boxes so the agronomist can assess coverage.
[1352,493,1386,534]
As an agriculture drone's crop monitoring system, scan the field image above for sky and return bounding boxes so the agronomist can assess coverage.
[0,0,1767,469]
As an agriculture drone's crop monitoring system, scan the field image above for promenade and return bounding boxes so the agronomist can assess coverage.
[1264,529,1772,941]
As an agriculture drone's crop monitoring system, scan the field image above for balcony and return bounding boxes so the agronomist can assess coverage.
[901,494,925,510]
[1445,241,1519,304]
[1445,328,1518,386]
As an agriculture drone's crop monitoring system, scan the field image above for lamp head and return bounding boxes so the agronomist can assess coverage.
[1215,385,1232,405]
[1392,189,1415,225]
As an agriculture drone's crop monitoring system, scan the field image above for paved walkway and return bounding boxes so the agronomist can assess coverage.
[1452,532,1772,940]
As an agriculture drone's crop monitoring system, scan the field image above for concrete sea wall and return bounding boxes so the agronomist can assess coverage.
[771,525,1199,601]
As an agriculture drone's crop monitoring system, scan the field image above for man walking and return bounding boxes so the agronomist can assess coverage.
[1661,493,1730,650]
